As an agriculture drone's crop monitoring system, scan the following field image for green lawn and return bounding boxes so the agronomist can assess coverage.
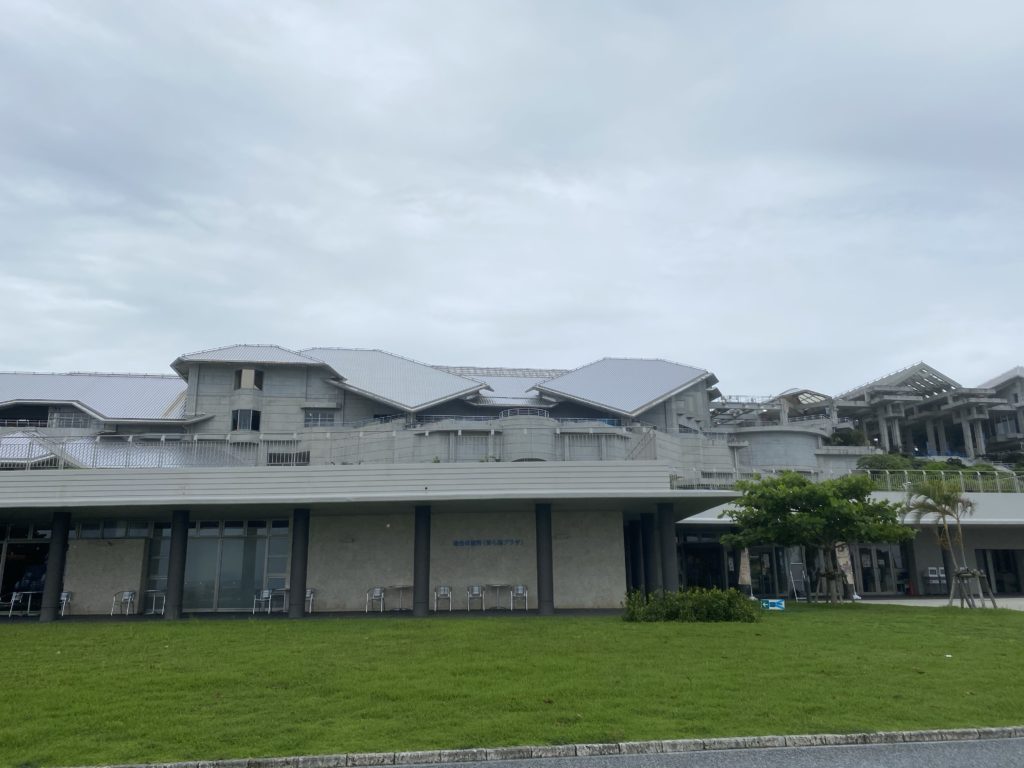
[3,605,1024,767]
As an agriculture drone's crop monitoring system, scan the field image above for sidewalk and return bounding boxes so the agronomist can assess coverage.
[863,596,1024,611]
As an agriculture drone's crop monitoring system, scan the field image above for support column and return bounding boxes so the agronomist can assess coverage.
[39,511,70,623]
[973,422,987,456]
[640,513,661,596]
[412,505,431,617]
[877,410,891,451]
[535,503,554,615]
[961,419,976,458]
[657,503,679,593]
[892,417,903,451]
[627,521,644,593]
[164,509,189,620]
[925,420,937,455]
[288,508,310,618]
[937,421,950,454]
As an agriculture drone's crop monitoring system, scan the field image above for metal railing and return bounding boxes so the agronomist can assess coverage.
[857,469,1024,494]
[498,408,551,418]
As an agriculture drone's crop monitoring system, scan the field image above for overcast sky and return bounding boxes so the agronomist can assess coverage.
[1,2,1022,395]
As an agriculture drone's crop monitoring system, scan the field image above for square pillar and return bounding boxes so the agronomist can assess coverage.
[535,504,554,615]
[412,505,431,617]
[288,508,310,618]
[164,510,190,620]
[39,511,71,623]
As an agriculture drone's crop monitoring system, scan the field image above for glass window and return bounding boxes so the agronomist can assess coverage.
[197,521,220,537]
[304,409,336,428]
[8,524,30,540]
[103,521,128,539]
[153,522,172,538]
[248,520,267,536]
[79,522,101,539]
[128,521,151,538]
[270,520,289,535]
[231,409,261,431]
[223,521,244,537]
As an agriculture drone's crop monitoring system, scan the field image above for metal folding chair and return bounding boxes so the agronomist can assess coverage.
[110,590,136,616]
[466,584,484,611]
[511,584,529,610]
[434,585,452,612]
[366,586,385,613]
[305,588,315,613]
[59,591,72,617]
[253,588,273,614]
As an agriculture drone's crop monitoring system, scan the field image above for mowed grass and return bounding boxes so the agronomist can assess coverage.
[3,605,1024,767]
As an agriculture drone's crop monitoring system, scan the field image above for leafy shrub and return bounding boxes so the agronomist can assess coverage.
[623,587,761,623]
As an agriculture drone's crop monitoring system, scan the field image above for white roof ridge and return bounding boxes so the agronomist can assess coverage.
[0,370,180,379]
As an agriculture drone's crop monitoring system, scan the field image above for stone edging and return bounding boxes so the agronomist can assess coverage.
[82,726,1024,768]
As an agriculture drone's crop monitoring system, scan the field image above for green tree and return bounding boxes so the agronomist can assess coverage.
[721,472,915,604]
[905,478,973,571]
[856,454,915,470]
[905,478,996,608]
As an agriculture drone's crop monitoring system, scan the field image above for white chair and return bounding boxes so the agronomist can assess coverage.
[110,590,136,616]
[366,586,385,613]
[305,588,315,613]
[466,584,484,611]
[253,589,273,614]
[511,584,529,610]
[434,585,452,612]
[59,591,72,617]
[8,592,25,618]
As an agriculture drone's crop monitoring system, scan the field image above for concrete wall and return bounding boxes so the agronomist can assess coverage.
[63,539,147,615]
[305,506,627,611]
[552,508,626,608]
[742,430,821,471]
[189,364,342,433]
[307,512,415,612]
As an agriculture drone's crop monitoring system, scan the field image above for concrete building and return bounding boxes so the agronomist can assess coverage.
[2,346,1024,619]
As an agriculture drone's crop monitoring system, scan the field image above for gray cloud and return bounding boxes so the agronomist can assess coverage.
[1,1,1022,395]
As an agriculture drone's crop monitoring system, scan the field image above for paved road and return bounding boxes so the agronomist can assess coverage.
[399,739,1023,767]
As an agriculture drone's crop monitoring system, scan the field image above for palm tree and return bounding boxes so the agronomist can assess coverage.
[905,478,973,571]
[905,478,995,608]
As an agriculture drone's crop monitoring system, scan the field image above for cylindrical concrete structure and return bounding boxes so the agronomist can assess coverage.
[288,508,310,618]
[164,509,190,620]
[641,513,660,595]
[657,503,679,593]
[413,505,431,617]
[535,503,554,615]
[39,511,70,623]
[627,521,644,593]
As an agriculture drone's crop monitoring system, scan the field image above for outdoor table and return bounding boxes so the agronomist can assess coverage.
[387,584,412,611]
[143,590,166,615]
[271,588,289,613]
[485,583,512,610]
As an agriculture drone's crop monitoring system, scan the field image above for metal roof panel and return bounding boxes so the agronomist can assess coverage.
[302,348,486,412]
[0,372,187,420]
[535,358,710,417]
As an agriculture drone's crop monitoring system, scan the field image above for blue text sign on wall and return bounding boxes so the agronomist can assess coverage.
[453,538,523,547]
[760,599,785,611]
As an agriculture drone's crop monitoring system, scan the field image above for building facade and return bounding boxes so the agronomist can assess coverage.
[2,346,1024,619]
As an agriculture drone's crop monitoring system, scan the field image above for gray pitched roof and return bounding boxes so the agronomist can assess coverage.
[979,366,1024,390]
[172,344,321,374]
[533,358,711,417]
[0,372,187,420]
[837,362,960,401]
[302,348,486,412]
[436,367,564,408]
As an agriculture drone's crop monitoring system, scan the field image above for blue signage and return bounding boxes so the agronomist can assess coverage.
[760,599,785,611]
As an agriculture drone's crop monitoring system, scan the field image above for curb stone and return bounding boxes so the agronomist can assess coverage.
[75,726,1024,768]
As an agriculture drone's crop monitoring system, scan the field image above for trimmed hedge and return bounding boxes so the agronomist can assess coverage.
[623,587,762,623]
